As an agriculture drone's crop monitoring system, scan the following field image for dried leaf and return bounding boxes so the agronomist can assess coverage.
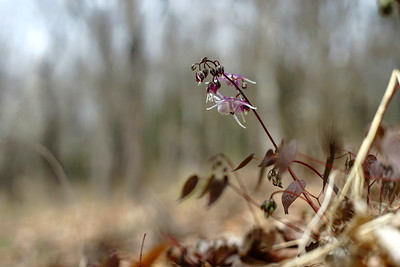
[200,243,238,266]
[105,252,120,267]
[232,153,255,171]
[305,241,320,252]
[282,180,306,214]
[198,174,215,199]
[239,228,282,264]
[131,242,169,267]
[207,175,228,207]
[179,175,199,201]
[332,199,354,234]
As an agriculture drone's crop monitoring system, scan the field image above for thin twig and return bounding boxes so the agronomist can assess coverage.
[139,233,146,267]
[218,153,261,226]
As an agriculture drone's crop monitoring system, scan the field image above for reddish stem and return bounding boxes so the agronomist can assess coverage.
[222,73,278,150]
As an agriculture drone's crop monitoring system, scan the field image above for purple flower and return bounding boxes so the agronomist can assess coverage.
[195,71,205,85]
[219,73,256,87]
[207,93,257,128]
[206,82,219,95]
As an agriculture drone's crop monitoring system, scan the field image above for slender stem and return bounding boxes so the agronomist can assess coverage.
[139,233,146,267]
[229,181,320,241]
[298,152,343,173]
[219,153,260,226]
[222,73,321,213]
[222,73,277,149]
[293,160,340,197]
[228,181,260,208]
[293,160,323,178]
[288,168,319,213]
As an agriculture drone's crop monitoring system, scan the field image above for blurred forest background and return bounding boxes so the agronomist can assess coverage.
[0,0,399,199]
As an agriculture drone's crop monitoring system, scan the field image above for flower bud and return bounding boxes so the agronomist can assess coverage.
[267,168,277,181]
[215,80,221,89]
[241,81,248,89]
[261,198,277,218]
[207,82,218,94]
[195,71,205,84]
[202,68,209,78]
[210,68,217,76]
[216,65,224,75]
[191,64,197,71]
[200,56,208,62]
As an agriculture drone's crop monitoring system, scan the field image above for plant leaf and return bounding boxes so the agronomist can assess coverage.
[256,149,277,190]
[276,140,298,178]
[258,149,277,168]
[322,141,335,191]
[207,175,228,207]
[232,153,255,171]
[198,174,215,199]
[179,175,198,201]
[281,180,306,214]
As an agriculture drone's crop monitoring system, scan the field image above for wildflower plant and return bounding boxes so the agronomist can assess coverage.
[173,57,400,266]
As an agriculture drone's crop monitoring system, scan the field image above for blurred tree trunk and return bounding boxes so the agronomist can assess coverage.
[87,2,145,197]
[38,62,61,177]
[122,0,144,195]
[88,10,115,197]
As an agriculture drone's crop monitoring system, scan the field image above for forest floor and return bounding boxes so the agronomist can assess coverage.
[0,170,324,267]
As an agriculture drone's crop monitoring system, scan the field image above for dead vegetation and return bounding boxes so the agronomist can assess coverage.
[169,62,400,266]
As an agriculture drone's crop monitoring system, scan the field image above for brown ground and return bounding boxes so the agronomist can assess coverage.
[0,167,323,267]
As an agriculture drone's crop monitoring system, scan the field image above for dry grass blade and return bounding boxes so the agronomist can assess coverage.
[282,69,400,267]
[345,69,400,202]
[298,172,337,254]
[330,69,400,215]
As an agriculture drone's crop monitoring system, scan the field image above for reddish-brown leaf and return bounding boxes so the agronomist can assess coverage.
[232,153,255,171]
[256,149,277,190]
[179,175,199,201]
[282,180,306,214]
[258,149,277,168]
[276,140,298,178]
[207,175,228,207]
[198,174,215,199]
